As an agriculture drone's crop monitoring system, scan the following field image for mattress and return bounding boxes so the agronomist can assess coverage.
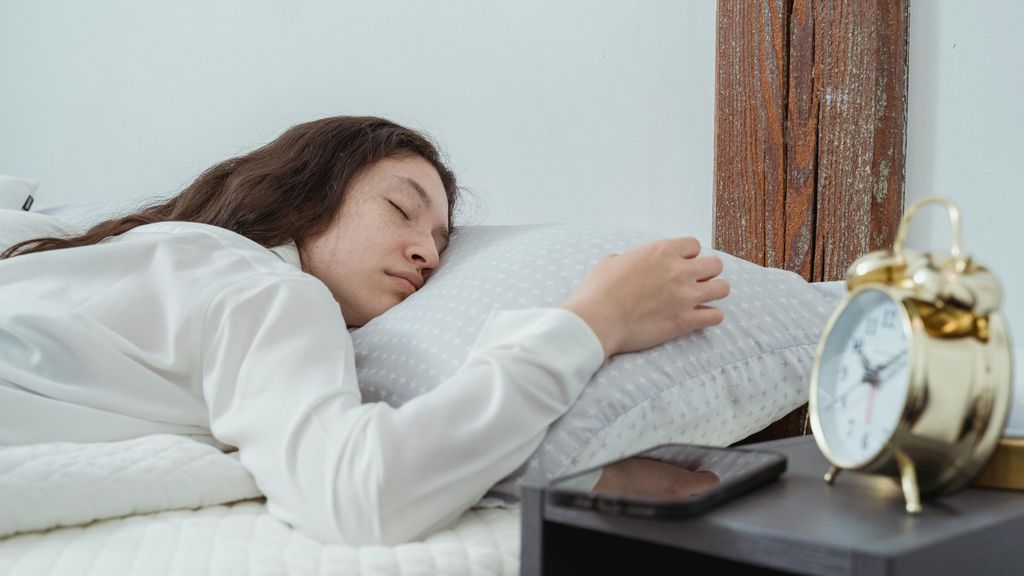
[0,435,520,576]
[0,503,520,576]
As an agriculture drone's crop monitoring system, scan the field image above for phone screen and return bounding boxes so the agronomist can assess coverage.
[547,444,786,517]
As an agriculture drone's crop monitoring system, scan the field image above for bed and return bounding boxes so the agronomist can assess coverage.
[0,3,911,574]
[0,213,850,576]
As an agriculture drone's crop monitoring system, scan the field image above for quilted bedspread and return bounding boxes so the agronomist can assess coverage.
[0,435,520,575]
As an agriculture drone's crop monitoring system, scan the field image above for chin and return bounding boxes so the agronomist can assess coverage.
[341,306,370,329]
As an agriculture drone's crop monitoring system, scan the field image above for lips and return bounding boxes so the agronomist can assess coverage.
[388,271,422,293]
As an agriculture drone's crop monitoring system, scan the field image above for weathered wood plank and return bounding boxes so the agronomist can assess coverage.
[812,0,907,281]
[715,0,908,443]
[713,0,790,266]
[783,0,818,279]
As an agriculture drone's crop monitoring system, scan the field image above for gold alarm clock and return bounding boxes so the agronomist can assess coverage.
[808,196,1012,513]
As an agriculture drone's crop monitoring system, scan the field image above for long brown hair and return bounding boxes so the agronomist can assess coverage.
[1,116,460,260]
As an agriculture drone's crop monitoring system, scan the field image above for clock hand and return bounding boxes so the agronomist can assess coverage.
[826,373,874,411]
[826,384,858,410]
[878,350,907,374]
[856,345,874,372]
[865,382,875,424]
[824,346,889,412]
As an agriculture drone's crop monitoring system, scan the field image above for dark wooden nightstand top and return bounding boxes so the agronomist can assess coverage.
[521,436,1024,575]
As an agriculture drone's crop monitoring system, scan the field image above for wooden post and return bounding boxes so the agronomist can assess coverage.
[714,0,909,441]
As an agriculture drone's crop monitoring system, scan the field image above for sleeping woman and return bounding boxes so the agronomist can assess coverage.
[0,115,730,545]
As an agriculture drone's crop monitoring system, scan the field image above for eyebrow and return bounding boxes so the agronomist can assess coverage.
[400,176,450,248]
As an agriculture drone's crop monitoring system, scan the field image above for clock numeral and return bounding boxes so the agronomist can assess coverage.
[839,365,848,382]
[853,337,864,352]
[861,432,870,451]
[883,308,897,329]
[866,317,878,336]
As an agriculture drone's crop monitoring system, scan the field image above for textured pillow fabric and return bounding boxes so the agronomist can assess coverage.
[350,224,836,498]
[0,175,38,211]
[0,210,80,254]
[35,196,165,229]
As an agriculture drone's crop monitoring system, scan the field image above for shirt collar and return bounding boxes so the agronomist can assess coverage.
[269,242,303,269]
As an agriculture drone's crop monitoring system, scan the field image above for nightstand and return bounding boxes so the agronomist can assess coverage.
[521,436,1024,575]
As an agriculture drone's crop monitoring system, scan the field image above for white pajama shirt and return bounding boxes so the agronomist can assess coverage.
[0,213,605,545]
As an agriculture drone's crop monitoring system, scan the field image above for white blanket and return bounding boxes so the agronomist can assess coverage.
[0,435,520,575]
[0,435,261,538]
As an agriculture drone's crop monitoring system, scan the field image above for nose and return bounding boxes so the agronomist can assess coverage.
[407,232,440,272]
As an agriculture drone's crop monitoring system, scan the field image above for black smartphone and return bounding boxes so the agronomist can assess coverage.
[546,443,786,518]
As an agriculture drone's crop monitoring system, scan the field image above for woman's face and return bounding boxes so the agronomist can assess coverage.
[302,155,450,328]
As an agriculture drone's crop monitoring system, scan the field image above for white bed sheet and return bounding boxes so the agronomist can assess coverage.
[0,435,519,576]
[0,502,519,576]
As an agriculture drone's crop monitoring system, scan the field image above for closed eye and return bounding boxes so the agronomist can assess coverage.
[389,201,409,220]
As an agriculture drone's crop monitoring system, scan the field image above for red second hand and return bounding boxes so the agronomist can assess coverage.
[865,384,875,423]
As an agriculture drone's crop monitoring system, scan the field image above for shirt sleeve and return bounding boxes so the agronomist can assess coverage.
[200,274,605,545]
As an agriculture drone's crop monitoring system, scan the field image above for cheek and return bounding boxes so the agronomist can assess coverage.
[304,238,359,294]
[311,207,403,279]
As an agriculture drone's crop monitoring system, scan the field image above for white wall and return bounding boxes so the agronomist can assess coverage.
[3,1,1019,424]
[0,1,716,242]
[3,1,1017,334]
[906,1,1023,360]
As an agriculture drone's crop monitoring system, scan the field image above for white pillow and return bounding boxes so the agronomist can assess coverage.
[0,175,38,211]
[350,224,837,498]
[34,196,164,229]
[0,210,80,254]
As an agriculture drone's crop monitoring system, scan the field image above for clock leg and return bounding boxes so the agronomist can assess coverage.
[824,465,840,484]
[893,449,922,513]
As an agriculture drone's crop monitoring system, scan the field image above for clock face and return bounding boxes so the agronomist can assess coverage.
[814,288,911,466]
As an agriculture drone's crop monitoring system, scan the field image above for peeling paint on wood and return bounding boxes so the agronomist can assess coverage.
[713,0,907,283]
[784,0,818,279]
[811,0,907,281]
[713,0,789,267]
[714,0,908,442]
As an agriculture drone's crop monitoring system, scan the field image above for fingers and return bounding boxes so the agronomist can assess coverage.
[690,305,725,328]
[682,280,729,333]
[665,236,701,259]
[690,255,724,281]
[695,277,731,303]
[662,239,721,281]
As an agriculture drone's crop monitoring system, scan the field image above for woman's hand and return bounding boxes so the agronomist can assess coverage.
[561,237,730,359]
